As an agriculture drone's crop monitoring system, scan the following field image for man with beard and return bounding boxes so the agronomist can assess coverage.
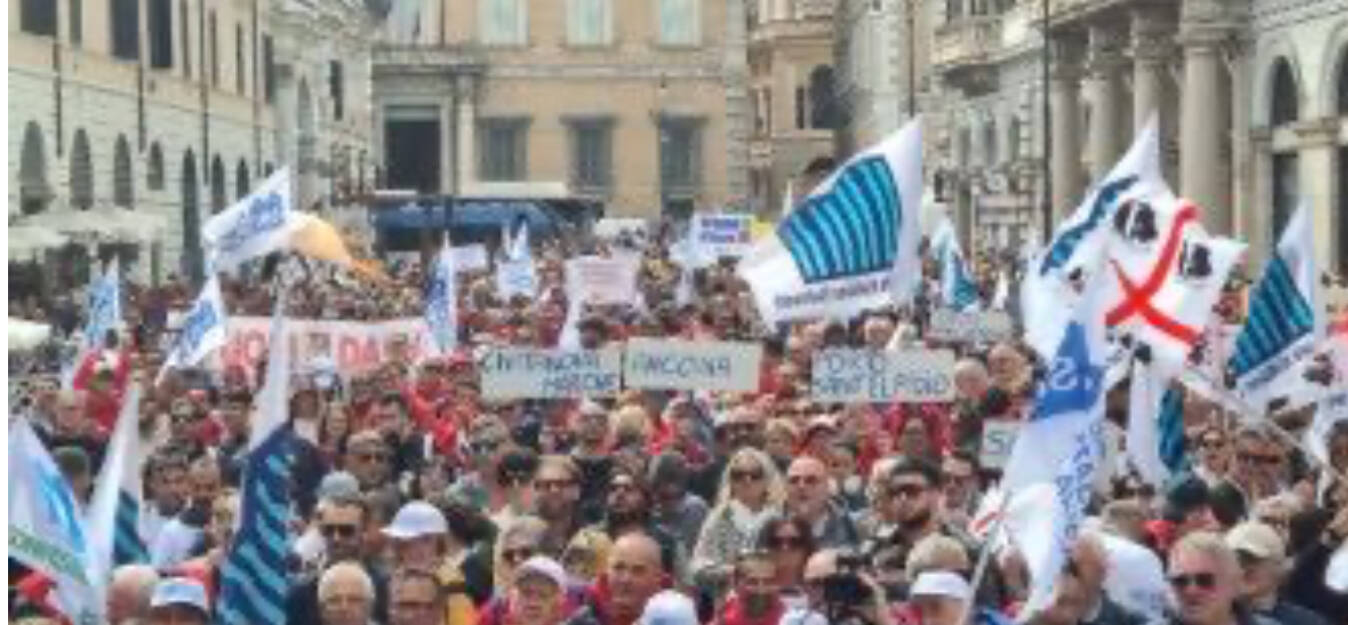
[718,551,785,625]
[589,469,682,579]
[373,392,430,479]
[150,456,220,568]
[289,494,390,625]
[533,455,588,557]
[570,402,614,512]
[141,453,190,547]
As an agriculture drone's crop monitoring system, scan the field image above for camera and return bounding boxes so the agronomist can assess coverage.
[820,551,877,625]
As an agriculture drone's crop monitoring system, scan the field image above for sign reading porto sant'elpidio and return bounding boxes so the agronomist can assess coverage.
[811,349,956,403]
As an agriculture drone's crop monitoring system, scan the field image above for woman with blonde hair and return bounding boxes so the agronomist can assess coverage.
[492,516,549,593]
[689,447,786,598]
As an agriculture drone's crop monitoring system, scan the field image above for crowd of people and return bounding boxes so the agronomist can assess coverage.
[8,220,1348,625]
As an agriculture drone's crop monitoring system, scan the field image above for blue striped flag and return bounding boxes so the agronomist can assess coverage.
[1228,200,1321,408]
[1127,362,1189,487]
[1157,385,1188,474]
[217,286,292,625]
[777,155,901,283]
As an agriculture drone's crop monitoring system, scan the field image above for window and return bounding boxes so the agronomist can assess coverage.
[808,65,839,129]
[19,122,50,215]
[147,142,165,190]
[112,0,140,59]
[235,24,245,93]
[479,118,529,181]
[21,0,57,36]
[114,135,134,207]
[210,156,227,214]
[946,0,962,21]
[1339,48,1348,115]
[70,0,83,45]
[181,0,191,78]
[1271,152,1298,239]
[657,0,699,46]
[1008,117,1022,161]
[481,0,527,45]
[236,159,250,199]
[263,35,275,102]
[567,118,614,192]
[795,87,806,130]
[658,117,701,193]
[71,130,94,211]
[148,0,172,69]
[209,10,219,87]
[330,61,345,121]
[983,122,997,165]
[1270,58,1298,126]
[567,0,612,46]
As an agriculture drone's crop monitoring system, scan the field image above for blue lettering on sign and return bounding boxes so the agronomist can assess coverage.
[176,300,220,361]
[631,353,732,379]
[218,192,286,253]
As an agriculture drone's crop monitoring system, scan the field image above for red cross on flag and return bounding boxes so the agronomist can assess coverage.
[1103,197,1247,375]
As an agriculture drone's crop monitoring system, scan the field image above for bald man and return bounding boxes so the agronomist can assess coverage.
[566,531,670,625]
[786,457,858,549]
[108,565,161,625]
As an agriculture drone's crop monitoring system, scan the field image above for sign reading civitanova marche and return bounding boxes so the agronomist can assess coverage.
[479,348,623,399]
[810,349,956,403]
[928,309,1015,344]
[623,338,763,392]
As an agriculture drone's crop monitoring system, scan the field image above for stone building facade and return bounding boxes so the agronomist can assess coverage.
[370,0,751,221]
[9,0,379,287]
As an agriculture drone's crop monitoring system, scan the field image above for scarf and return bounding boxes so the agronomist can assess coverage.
[728,500,775,538]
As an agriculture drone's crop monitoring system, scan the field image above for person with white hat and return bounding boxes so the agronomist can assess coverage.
[384,500,451,571]
[508,556,570,625]
[635,590,699,625]
[908,571,972,625]
[146,578,211,625]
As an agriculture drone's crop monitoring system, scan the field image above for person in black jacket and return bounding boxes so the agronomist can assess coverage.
[1225,521,1328,625]
[288,494,390,625]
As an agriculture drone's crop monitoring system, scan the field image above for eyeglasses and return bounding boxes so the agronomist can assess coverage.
[1199,438,1225,449]
[471,439,502,455]
[788,474,822,486]
[1238,452,1282,466]
[355,451,389,463]
[730,469,765,483]
[502,547,535,564]
[767,534,805,550]
[889,483,927,500]
[320,523,360,539]
[1169,572,1217,591]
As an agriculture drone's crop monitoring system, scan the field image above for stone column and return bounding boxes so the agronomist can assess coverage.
[1050,35,1086,220]
[440,100,453,193]
[1131,7,1178,182]
[455,73,476,192]
[1296,119,1341,265]
[1087,23,1128,179]
[1178,27,1231,233]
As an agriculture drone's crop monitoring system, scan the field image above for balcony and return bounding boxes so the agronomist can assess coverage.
[932,16,1002,96]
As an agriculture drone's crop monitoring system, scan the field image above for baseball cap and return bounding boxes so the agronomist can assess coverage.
[149,578,210,614]
[514,555,568,590]
[637,590,699,625]
[382,501,449,540]
[1226,521,1284,560]
[910,571,973,601]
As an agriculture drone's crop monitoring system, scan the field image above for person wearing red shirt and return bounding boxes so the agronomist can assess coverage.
[717,551,786,625]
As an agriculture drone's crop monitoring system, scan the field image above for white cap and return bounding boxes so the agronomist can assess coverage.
[514,555,568,590]
[910,571,973,601]
[637,590,699,625]
[382,501,448,540]
[150,578,210,614]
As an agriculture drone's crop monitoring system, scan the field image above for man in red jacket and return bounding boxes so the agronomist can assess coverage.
[719,551,786,625]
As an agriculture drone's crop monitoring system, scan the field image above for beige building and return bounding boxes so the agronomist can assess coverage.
[9,0,380,288]
[371,0,750,221]
[746,0,839,214]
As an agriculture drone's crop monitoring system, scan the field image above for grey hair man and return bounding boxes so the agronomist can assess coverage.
[107,564,161,625]
[318,562,377,625]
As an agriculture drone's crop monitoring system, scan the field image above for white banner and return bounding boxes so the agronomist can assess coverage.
[694,214,755,258]
[202,168,300,273]
[928,309,1014,344]
[623,338,762,392]
[810,349,956,403]
[567,256,640,306]
[479,348,623,399]
[218,317,428,377]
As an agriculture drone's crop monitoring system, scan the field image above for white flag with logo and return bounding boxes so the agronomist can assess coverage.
[425,239,458,355]
[202,167,300,273]
[158,277,228,378]
[84,257,121,351]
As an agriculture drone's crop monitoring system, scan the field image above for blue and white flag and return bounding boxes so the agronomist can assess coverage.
[1127,361,1189,487]
[1021,116,1164,359]
[202,168,299,274]
[739,119,922,324]
[217,287,292,625]
[84,257,121,351]
[931,219,980,312]
[497,220,537,299]
[86,384,148,607]
[158,277,228,380]
[1001,268,1111,617]
[1228,200,1322,410]
[10,417,102,625]
[425,239,458,355]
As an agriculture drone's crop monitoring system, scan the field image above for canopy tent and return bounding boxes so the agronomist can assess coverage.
[8,224,69,260]
[8,318,51,352]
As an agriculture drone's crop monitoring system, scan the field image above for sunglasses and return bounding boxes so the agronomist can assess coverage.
[767,534,805,550]
[472,439,502,455]
[1169,572,1217,590]
[1238,453,1281,466]
[889,483,927,500]
[730,469,764,483]
[502,547,535,564]
[321,523,360,539]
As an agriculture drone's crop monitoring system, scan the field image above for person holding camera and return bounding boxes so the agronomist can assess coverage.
[788,549,894,625]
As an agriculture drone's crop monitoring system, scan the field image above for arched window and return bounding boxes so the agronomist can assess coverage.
[1338,47,1348,115]
[808,65,839,129]
[19,121,50,214]
[264,162,274,176]
[147,142,165,190]
[236,159,250,199]
[70,129,94,211]
[181,150,203,282]
[210,155,227,213]
[113,134,134,207]
[1270,58,1298,126]
[1007,116,1022,161]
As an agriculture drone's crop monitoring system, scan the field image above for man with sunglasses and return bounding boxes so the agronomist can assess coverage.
[289,494,390,625]
[785,457,859,550]
[1166,531,1279,625]
[1225,522,1327,625]
[344,429,394,494]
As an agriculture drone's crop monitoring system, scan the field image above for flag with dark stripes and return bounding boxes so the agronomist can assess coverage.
[113,490,149,565]
[1229,256,1314,376]
[1156,386,1189,474]
[777,154,900,284]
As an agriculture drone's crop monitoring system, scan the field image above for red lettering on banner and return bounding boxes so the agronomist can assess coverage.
[337,337,361,370]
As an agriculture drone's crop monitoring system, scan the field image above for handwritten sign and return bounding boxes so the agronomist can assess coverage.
[568,256,640,305]
[811,349,956,403]
[479,348,622,399]
[695,214,754,258]
[928,309,1014,344]
[218,317,427,378]
[623,339,762,392]
[979,420,1021,469]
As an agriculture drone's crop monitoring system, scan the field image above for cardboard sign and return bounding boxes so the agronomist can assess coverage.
[979,420,1021,469]
[479,348,622,399]
[567,256,640,306]
[810,349,956,403]
[695,214,754,258]
[928,309,1014,344]
[623,338,762,392]
[218,317,427,377]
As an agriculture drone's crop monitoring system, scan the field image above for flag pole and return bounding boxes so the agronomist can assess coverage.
[957,499,1009,625]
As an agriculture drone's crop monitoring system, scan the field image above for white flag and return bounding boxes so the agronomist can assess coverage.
[425,239,458,355]
[202,167,300,273]
[158,277,228,379]
[86,384,146,604]
[84,257,121,351]
[10,417,103,624]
